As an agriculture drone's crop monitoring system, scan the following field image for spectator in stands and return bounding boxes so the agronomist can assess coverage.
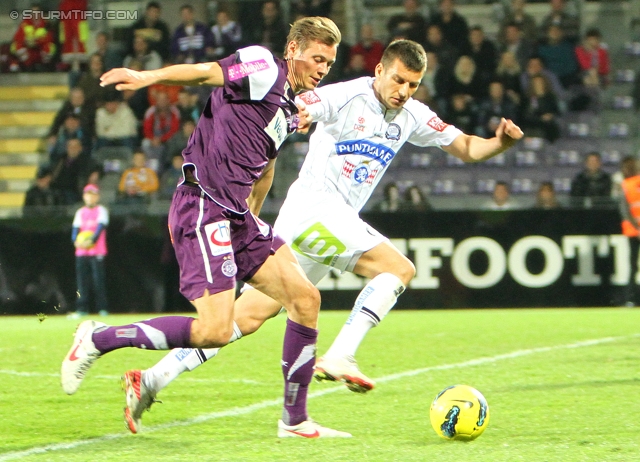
[533,181,561,209]
[50,138,95,204]
[159,154,184,200]
[293,0,333,17]
[539,0,580,45]
[118,150,160,204]
[425,26,459,77]
[421,51,451,111]
[570,151,612,206]
[126,1,171,62]
[123,36,162,71]
[171,4,213,65]
[9,3,55,72]
[484,181,519,210]
[537,25,580,88]
[445,93,478,134]
[499,0,537,45]
[447,55,488,104]
[462,26,498,84]
[495,51,523,105]
[142,91,181,172]
[248,1,289,58]
[386,0,428,44]
[165,119,195,172]
[49,114,88,163]
[342,53,370,80]
[611,156,637,199]
[350,24,385,76]
[500,22,534,70]
[95,31,123,71]
[77,53,108,108]
[520,56,566,106]
[429,0,470,53]
[121,59,150,121]
[412,84,442,114]
[403,185,431,212]
[58,0,88,71]
[208,10,243,61]
[375,182,402,212]
[521,74,561,142]
[477,81,519,138]
[575,28,610,88]
[147,65,184,106]
[95,90,138,151]
[23,166,63,217]
[175,88,200,123]
[47,87,95,147]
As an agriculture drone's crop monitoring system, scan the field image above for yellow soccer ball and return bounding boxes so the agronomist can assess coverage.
[75,230,95,249]
[430,385,490,441]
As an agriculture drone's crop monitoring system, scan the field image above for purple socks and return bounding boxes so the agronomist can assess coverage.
[281,318,318,426]
[93,316,194,354]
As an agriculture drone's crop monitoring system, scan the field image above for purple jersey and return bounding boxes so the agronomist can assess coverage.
[181,46,299,213]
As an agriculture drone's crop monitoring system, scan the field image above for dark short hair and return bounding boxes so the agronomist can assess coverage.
[180,4,193,12]
[381,40,427,73]
[146,1,161,9]
[585,27,601,38]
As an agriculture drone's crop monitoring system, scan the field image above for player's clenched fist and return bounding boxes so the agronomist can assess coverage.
[496,117,524,149]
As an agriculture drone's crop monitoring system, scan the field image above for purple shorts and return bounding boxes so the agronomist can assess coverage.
[168,184,285,301]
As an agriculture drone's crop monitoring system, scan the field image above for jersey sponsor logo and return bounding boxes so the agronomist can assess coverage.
[227,59,269,81]
[291,222,347,266]
[385,123,401,140]
[334,140,397,167]
[221,258,237,277]
[115,328,137,338]
[427,116,449,132]
[298,91,321,105]
[353,123,365,132]
[204,220,233,256]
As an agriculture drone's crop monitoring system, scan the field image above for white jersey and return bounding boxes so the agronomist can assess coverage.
[294,77,463,212]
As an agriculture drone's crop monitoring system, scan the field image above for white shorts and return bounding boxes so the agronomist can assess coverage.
[274,183,388,285]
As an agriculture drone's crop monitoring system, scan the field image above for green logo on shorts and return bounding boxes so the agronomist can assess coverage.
[291,222,346,265]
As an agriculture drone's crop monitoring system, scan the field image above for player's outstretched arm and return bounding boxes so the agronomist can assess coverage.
[443,118,524,163]
[100,62,224,91]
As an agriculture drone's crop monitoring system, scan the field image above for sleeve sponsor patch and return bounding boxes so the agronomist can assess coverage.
[204,220,233,256]
[427,116,449,132]
[298,91,321,105]
[227,59,269,81]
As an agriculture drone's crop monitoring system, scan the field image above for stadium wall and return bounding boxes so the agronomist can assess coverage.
[0,209,628,315]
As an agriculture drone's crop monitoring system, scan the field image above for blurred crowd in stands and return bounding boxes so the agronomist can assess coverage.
[3,0,636,214]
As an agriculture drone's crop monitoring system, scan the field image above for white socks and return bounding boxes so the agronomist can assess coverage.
[324,273,405,360]
[143,321,243,392]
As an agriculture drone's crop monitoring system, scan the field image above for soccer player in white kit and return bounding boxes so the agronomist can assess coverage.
[122,40,523,433]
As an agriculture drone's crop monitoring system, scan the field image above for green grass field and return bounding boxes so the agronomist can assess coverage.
[1,308,639,461]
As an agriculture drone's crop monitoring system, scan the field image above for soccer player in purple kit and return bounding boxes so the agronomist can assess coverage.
[60,16,349,438]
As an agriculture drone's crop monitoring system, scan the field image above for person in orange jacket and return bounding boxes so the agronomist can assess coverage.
[619,157,640,306]
[10,4,56,71]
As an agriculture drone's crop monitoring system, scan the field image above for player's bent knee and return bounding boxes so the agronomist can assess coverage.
[191,323,234,348]
[290,285,321,319]
[397,258,416,286]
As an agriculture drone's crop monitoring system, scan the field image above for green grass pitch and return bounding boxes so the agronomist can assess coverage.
[1,308,639,461]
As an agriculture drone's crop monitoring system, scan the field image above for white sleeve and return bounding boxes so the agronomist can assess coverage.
[296,79,363,123]
[97,206,109,225]
[72,209,82,227]
[406,101,463,148]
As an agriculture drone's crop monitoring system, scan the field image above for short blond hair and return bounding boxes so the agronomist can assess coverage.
[285,16,341,55]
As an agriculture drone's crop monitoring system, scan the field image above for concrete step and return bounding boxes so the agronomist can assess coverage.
[0,179,31,193]
[0,165,38,180]
[0,112,55,126]
[0,153,42,166]
[0,139,43,153]
[0,192,25,207]
[0,126,49,139]
[0,86,68,101]
[0,100,63,112]
[0,73,69,86]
